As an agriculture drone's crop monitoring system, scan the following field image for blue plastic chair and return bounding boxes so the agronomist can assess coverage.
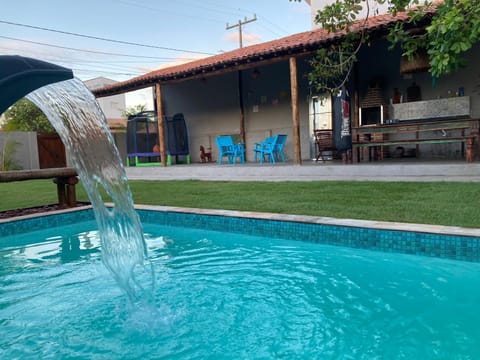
[253,136,274,163]
[215,135,245,165]
[253,134,287,164]
[272,134,287,162]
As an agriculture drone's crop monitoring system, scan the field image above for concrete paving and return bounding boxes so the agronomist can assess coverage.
[125,160,480,182]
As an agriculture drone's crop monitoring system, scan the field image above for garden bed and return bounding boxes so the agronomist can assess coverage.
[0,202,90,219]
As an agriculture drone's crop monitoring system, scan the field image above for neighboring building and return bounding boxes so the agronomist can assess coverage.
[84,77,126,131]
[309,0,401,29]
[125,87,155,112]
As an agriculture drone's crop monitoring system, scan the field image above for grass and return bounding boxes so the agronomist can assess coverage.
[1,179,480,228]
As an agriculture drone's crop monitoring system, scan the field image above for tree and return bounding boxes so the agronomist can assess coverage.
[292,0,480,94]
[3,98,55,133]
[123,104,147,119]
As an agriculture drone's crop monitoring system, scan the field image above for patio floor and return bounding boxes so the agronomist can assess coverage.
[124,160,480,182]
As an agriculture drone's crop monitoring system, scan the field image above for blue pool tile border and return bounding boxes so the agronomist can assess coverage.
[1,206,480,262]
[137,209,480,262]
[0,207,95,238]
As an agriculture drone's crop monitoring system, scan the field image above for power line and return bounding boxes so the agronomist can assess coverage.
[0,35,202,80]
[256,14,290,36]
[193,0,289,36]
[65,59,145,73]
[0,35,199,60]
[0,19,215,55]
[66,59,172,64]
[173,0,246,18]
[72,68,141,77]
[110,0,287,38]
[110,0,225,23]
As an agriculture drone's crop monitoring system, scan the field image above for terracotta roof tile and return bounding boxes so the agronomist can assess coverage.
[93,7,435,97]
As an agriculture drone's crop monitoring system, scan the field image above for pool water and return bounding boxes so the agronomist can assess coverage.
[1,221,480,359]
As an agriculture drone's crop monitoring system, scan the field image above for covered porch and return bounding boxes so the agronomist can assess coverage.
[93,8,480,167]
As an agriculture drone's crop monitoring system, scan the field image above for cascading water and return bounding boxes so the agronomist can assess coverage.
[26,77,152,300]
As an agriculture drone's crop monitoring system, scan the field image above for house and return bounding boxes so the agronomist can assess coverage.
[92,5,480,165]
[308,0,393,29]
[84,77,127,131]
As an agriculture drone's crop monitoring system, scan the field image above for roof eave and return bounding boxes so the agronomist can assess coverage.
[92,7,436,98]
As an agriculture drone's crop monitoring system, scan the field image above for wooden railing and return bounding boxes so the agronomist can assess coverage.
[0,167,79,207]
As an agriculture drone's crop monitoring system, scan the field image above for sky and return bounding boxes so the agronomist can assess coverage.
[0,0,311,82]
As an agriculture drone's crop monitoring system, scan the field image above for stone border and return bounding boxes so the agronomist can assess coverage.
[134,204,480,238]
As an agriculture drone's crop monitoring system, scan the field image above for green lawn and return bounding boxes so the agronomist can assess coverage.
[1,179,479,228]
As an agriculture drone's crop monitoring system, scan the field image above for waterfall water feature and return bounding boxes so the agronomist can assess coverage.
[26,77,152,300]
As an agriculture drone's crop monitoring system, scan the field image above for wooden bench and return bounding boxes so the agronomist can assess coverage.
[0,167,79,207]
[352,118,480,163]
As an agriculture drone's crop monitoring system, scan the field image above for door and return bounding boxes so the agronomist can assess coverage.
[37,133,66,168]
[309,95,332,159]
[310,95,332,131]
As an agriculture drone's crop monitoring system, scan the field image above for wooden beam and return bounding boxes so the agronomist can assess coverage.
[0,167,77,182]
[0,167,79,208]
[289,57,302,165]
[155,83,167,167]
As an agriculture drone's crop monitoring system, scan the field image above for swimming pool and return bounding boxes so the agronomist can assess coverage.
[1,207,480,359]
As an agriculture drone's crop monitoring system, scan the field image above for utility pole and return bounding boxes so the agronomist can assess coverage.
[226,15,257,145]
[226,14,257,48]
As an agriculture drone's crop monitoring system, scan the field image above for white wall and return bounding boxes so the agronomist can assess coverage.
[310,0,432,30]
[242,60,311,162]
[162,72,241,162]
[125,87,155,111]
[84,77,126,121]
[0,131,39,170]
[310,0,390,29]
[161,59,312,163]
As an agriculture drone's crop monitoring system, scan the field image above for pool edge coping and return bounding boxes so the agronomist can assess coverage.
[0,205,93,224]
[133,204,480,238]
[2,203,480,238]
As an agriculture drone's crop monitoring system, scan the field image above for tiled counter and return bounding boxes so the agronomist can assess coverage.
[392,96,471,121]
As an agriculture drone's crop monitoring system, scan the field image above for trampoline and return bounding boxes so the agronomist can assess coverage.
[126,111,190,166]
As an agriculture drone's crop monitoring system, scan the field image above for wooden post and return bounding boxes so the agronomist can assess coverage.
[353,62,360,128]
[53,175,78,207]
[353,62,361,161]
[238,71,246,144]
[289,57,302,165]
[54,177,67,207]
[155,83,167,167]
[66,176,79,207]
